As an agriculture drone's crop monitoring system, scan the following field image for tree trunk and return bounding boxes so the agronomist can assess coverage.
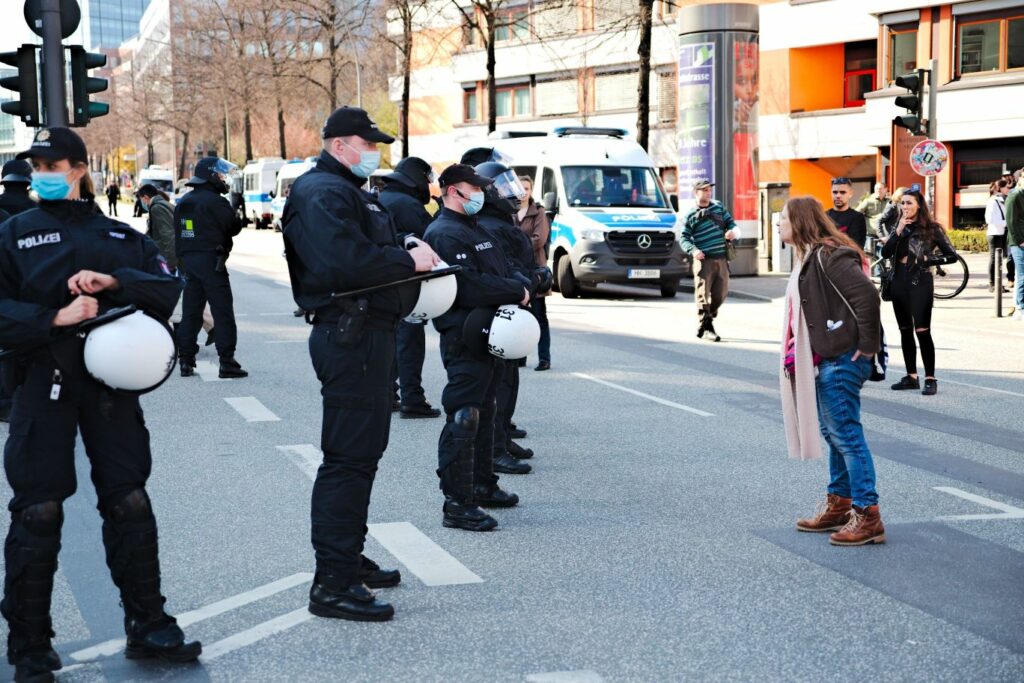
[636,0,654,151]
[328,6,338,110]
[178,130,190,181]
[276,95,287,159]
[401,4,412,156]
[244,106,253,162]
[485,10,497,134]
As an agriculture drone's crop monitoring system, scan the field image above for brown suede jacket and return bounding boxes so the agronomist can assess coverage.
[797,244,881,358]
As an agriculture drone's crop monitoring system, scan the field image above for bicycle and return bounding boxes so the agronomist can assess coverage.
[868,242,968,301]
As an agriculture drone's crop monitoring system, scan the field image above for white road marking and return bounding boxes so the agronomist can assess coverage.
[935,486,1024,521]
[224,397,281,422]
[194,360,225,382]
[936,378,1024,399]
[264,339,306,344]
[571,372,713,417]
[258,312,297,317]
[277,444,321,480]
[70,573,313,663]
[200,607,313,662]
[526,671,605,683]
[367,522,484,586]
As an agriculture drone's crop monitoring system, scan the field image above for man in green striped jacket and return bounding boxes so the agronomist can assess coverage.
[679,179,739,342]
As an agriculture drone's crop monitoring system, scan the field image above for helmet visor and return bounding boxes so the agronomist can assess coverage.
[211,158,238,176]
[491,170,527,201]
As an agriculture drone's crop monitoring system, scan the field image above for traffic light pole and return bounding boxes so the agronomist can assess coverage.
[40,0,68,127]
[925,58,938,209]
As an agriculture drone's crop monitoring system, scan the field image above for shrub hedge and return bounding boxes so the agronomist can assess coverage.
[947,229,988,253]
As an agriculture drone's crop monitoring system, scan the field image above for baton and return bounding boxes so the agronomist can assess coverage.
[329,265,461,300]
[0,305,138,361]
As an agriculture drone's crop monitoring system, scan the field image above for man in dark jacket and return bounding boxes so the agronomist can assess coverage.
[0,160,35,422]
[378,156,442,419]
[137,185,176,271]
[283,106,440,622]
[105,181,120,216]
[173,156,247,378]
[424,164,530,532]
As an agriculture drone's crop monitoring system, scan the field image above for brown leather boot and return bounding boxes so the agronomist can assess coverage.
[829,505,885,546]
[796,494,852,532]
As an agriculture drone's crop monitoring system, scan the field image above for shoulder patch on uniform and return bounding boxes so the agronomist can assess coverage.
[366,204,381,212]
[474,241,493,252]
[108,230,126,239]
[17,232,61,250]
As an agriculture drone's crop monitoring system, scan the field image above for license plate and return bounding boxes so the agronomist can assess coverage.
[627,269,660,279]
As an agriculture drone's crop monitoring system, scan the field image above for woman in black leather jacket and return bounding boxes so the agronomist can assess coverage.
[880,189,957,395]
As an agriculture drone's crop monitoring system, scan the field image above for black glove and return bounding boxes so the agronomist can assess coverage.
[511,271,534,297]
[532,266,553,295]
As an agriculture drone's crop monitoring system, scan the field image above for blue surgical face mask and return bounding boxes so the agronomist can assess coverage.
[31,171,74,201]
[342,141,381,178]
[462,191,484,216]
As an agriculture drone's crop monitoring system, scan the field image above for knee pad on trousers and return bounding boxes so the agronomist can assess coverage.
[16,502,63,537]
[102,489,153,525]
[452,407,480,438]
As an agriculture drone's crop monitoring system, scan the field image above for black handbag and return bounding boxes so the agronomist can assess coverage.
[879,267,893,301]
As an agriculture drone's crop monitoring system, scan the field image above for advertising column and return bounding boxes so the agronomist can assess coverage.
[678,4,759,275]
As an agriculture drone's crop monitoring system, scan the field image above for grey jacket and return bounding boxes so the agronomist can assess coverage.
[147,195,177,270]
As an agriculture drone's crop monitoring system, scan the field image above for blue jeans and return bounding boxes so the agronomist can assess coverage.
[816,349,878,508]
[1011,245,1024,310]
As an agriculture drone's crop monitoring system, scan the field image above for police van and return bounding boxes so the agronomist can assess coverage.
[270,157,316,231]
[137,166,175,196]
[242,157,286,229]
[489,127,687,298]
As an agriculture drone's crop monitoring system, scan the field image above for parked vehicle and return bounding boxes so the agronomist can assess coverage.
[270,157,316,231]
[242,157,286,229]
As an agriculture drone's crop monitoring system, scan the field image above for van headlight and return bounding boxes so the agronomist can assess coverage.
[580,229,605,242]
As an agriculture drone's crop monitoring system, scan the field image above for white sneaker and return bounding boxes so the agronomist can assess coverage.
[1012,309,1023,321]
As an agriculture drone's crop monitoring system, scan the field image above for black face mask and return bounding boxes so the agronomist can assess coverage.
[416,184,430,205]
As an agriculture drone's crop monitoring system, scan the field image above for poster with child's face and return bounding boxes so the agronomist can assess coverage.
[732,37,759,223]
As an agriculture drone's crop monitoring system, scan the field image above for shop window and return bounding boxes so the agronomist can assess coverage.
[957,15,1024,75]
[889,29,917,81]
[464,91,478,122]
[495,8,529,43]
[844,40,876,107]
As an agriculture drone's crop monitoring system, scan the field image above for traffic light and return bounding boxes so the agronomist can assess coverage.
[69,46,108,126]
[0,45,41,126]
[893,69,926,136]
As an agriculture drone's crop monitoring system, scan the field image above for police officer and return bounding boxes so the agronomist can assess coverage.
[424,164,530,531]
[0,128,200,681]
[174,156,247,378]
[473,161,543,476]
[377,156,442,419]
[0,160,35,423]
[283,106,440,621]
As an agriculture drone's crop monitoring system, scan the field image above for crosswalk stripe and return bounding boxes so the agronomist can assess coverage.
[224,396,281,422]
[276,444,321,480]
[367,522,484,587]
[572,372,713,417]
[194,360,225,382]
[70,572,313,663]
[200,607,314,662]
[526,671,605,683]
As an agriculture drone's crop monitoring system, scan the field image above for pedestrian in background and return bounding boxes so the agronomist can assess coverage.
[985,179,1011,293]
[881,189,958,394]
[517,175,552,371]
[778,196,884,546]
[105,181,120,216]
[826,177,867,248]
[1007,169,1024,320]
[876,186,909,239]
[679,179,738,342]
[856,182,888,237]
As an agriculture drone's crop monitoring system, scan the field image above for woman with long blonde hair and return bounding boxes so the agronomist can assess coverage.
[779,196,885,546]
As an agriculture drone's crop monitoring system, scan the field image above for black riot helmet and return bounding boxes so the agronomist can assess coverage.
[186,156,237,194]
[475,161,527,215]
[383,156,435,202]
[460,147,513,167]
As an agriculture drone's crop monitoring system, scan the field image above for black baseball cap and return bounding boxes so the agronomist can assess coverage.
[322,106,395,143]
[17,127,88,164]
[1,159,32,184]
[438,163,493,189]
[693,178,714,191]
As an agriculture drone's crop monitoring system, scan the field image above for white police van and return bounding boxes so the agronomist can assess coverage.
[489,127,687,298]
[242,157,286,229]
[137,166,174,196]
[270,157,316,231]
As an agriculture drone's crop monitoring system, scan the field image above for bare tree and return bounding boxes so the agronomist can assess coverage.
[286,0,367,112]
[636,0,654,150]
[449,0,520,134]
[247,0,303,158]
[382,0,429,155]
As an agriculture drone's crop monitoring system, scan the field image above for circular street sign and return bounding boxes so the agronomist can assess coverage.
[909,139,949,177]
[24,0,82,40]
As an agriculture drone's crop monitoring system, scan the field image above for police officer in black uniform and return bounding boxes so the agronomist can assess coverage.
[0,128,200,682]
[377,156,442,419]
[474,161,550,476]
[0,160,37,216]
[174,156,247,379]
[423,164,530,531]
[283,107,441,622]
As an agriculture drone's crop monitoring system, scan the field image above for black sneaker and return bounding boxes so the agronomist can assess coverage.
[359,555,401,588]
[124,614,202,662]
[507,440,533,460]
[891,375,920,391]
[218,357,248,379]
[474,485,519,508]
[308,578,394,622]
[442,499,497,531]
[534,361,551,371]
[400,403,441,419]
[922,378,938,396]
[180,358,196,378]
[509,424,527,439]
[11,644,61,683]
[704,321,721,342]
[494,452,531,474]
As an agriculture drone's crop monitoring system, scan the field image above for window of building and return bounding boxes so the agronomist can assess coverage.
[535,78,578,117]
[889,29,917,81]
[595,71,637,112]
[495,8,529,43]
[464,90,478,122]
[844,40,876,107]
[657,71,677,123]
[957,14,1024,75]
[495,85,530,118]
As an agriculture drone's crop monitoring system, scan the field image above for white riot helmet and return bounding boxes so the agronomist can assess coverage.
[463,304,540,360]
[405,262,458,322]
[83,311,177,393]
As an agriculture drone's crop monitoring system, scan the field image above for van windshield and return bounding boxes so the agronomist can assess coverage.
[561,166,667,208]
[142,179,173,194]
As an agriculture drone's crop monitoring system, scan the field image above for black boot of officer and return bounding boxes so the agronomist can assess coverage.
[492,361,531,474]
[440,407,503,527]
